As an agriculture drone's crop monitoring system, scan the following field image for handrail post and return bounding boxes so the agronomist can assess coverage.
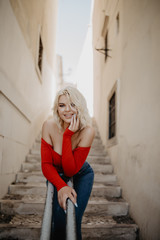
[40,181,54,240]
[66,177,77,240]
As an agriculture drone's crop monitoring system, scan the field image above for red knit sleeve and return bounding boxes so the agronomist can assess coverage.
[62,128,91,177]
[41,138,67,191]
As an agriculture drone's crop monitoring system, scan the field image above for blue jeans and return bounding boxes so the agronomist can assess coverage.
[51,161,94,240]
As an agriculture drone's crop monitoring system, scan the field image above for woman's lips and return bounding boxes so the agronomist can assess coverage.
[64,114,73,119]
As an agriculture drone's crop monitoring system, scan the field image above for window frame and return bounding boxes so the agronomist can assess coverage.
[109,91,116,139]
[107,81,118,147]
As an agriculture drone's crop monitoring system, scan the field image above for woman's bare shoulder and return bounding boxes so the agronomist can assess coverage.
[42,118,57,131]
[42,118,58,144]
[81,125,95,136]
[78,126,95,147]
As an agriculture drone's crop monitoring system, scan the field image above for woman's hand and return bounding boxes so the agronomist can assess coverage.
[68,114,80,132]
[58,186,77,210]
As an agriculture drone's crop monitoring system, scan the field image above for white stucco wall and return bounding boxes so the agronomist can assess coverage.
[0,0,57,197]
[92,0,160,239]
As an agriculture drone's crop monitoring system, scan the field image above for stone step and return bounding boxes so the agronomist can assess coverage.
[26,154,111,164]
[3,194,46,202]
[9,182,121,198]
[94,173,117,184]
[0,197,127,217]
[22,161,113,174]
[89,149,107,156]
[33,140,105,151]
[30,148,108,157]
[35,138,41,143]
[0,208,138,240]
[86,199,128,216]
[0,216,138,240]
[91,163,113,174]
[0,199,45,216]
[94,136,101,141]
[30,149,40,155]
[91,146,105,152]
[26,154,41,163]
[31,141,105,154]
[26,153,109,164]
[9,183,47,196]
[0,213,42,226]
[82,223,138,240]
[17,167,114,183]
[87,155,110,164]
[21,162,41,172]
[0,225,41,240]
[82,214,138,239]
[0,213,42,239]
[16,171,45,183]
[30,148,107,156]
[32,142,41,151]
[0,220,138,240]
[26,154,111,165]
[91,184,121,198]
[92,138,103,144]
[92,140,104,146]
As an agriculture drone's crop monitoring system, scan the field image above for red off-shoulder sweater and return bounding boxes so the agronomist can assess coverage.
[41,128,91,191]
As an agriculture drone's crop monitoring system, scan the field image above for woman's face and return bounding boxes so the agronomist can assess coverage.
[57,94,78,124]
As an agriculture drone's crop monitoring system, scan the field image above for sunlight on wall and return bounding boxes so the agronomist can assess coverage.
[75,25,93,117]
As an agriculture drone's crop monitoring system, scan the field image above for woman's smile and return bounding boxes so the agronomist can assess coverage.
[64,114,73,119]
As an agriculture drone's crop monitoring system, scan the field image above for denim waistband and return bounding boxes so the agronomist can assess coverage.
[76,161,90,175]
[59,161,90,183]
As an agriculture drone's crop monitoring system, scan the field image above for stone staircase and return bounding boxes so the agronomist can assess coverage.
[82,122,138,239]
[0,122,139,240]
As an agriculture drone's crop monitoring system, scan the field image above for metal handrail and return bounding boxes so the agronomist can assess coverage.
[40,181,54,240]
[66,178,77,240]
[40,178,77,240]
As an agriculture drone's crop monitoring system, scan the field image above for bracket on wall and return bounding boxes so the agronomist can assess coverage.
[95,48,112,57]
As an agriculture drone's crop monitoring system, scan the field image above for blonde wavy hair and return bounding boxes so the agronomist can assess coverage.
[53,86,91,130]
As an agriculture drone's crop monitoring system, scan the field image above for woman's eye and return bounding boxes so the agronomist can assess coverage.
[70,103,75,107]
[59,104,65,107]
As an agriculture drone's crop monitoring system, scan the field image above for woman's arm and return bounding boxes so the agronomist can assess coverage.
[41,121,67,190]
[41,138,68,190]
[41,121,77,210]
[62,117,95,176]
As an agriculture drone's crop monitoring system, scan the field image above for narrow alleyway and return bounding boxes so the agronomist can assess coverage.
[0,120,138,239]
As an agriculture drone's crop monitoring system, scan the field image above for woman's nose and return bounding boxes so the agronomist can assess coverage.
[65,104,70,111]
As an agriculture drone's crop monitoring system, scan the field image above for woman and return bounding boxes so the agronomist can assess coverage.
[41,86,95,240]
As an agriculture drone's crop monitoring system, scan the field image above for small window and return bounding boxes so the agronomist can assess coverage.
[38,35,43,73]
[109,92,116,139]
